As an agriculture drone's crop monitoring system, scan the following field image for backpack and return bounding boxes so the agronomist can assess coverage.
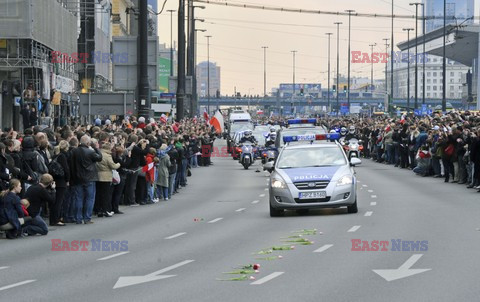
[34,151,49,174]
[48,155,65,178]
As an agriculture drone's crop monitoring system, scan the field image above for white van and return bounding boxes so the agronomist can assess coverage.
[229,112,251,123]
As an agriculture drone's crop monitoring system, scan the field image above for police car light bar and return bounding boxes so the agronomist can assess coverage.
[283,133,340,143]
[287,118,317,125]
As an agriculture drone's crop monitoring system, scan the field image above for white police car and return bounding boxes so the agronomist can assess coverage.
[268,133,361,217]
[276,119,327,149]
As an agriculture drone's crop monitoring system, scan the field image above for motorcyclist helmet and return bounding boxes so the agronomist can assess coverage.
[269,133,277,141]
[340,127,347,136]
[244,130,252,138]
[349,125,355,134]
[329,130,337,134]
[270,127,276,133]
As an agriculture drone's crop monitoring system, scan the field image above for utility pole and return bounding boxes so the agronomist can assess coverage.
[167,9,176,77]
[291,50,297,115]
[442,0,446,112]
[205,35,212,114]
[403,28,414,112]
[345,10,355,112]
[193,27,206,117]
[262,46,268,98]
[383,38,389,100]
[334,22,342,115]
[188,5,205,117]
[137,0,151,119]
[326,33,333,113]
[391,0,394,109]
[369,43,376,92]
[410,2,421,110]
[422,3,425,105]
[176,0,186,121]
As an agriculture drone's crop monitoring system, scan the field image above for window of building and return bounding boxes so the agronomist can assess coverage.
[433,93,437,98]
[427,79,431,84]
[433,72,437,77]
[450,72,454,77]
[433,86,437,91]
[427,93,430,97]
[433,79,437,84]
[427,86,431,91]
[450,93,455,98]
[427,72,431,77]
[450,86,454,91]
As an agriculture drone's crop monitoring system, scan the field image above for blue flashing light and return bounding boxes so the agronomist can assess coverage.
[283,133,340,143]
[287,118,317,125]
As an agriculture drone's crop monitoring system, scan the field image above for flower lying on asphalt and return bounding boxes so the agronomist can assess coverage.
[216,275,249,281]
[224,269,256,275]
[293,229,317,235]
[255,256,283,260]
[272,245,295,251]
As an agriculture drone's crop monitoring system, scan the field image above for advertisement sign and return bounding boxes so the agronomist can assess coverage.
[158,57,171,93]
[53,75,75,94]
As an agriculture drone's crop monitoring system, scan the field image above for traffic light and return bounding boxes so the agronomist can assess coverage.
[300,88,304,96]
[343,85,347,93]
[332,85,336,92]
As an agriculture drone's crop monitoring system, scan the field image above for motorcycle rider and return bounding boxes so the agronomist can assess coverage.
[345,125,359,141]
[239,130,257,145]
[339,127,348,139]
[265,133,276,147]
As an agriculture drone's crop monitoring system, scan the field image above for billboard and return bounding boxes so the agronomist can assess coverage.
[158,57,171,93]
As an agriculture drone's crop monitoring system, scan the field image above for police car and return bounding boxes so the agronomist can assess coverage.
[275,119,327,149]
[267,133,361,217]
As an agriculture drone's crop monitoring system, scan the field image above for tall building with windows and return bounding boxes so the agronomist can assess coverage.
[197,61,221,97]
[424,0,474,33]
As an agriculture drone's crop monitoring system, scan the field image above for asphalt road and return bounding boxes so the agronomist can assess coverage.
[2,139,480,302]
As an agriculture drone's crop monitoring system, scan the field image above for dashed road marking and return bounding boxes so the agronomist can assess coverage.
[371,195,377,198]
[0,280,36,291]
[368,190,373,193]
[235,208,246,212]
[165,232,187,240]
[370,202,377,206]
[259,194,266,197]
[313,244,334,253]
[252,200,260,204]
[208,218,223,224]
[250,272,284,285]
[97,252,130,261]
[365,211,373,217]
[348,226,361,232]
[362,185,368,187]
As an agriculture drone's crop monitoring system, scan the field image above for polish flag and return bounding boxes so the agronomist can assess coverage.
[400,114,406,125]
[203,108,210,123]
[142,162,154,173]
[209,110,224,134]
[160,114,167,124]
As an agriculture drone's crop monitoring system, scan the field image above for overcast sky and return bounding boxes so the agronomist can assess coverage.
[156,0,478,95]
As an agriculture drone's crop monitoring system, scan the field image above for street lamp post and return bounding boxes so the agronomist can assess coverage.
[410,2,421,110]
[422,3,425,105]
[345,10,355,112]
[391,0,394,107]
[205,35,212,114]
[334,22,342,115]
[291,50,297,115]
[167,9,176,78]
[403,28,414,112]
[442,0,446,112]
[193,28,206,117]
[262,46,268,98]
[188,4,205,117]
[369,43,377,92]
[326,33,333,113]
[383,38,389,102]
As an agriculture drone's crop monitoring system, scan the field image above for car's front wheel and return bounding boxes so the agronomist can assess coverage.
[270,202,284,217]
[347,198,358,213]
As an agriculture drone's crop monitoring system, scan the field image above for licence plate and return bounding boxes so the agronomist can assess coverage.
[299,191,326,199]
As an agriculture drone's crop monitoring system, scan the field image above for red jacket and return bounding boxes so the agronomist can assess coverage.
[144,154,155,184]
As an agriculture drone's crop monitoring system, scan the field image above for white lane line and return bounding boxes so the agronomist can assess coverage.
[252,200,260,204]
[362,185,368,187]
[348,225,361,232]
[368,190,373,193]
[0,267,9,270]
[250,272,284,285]
[365,211,373,217]
[259,194,266,197]
[97,251,130,261]
[313,244,334,253]
[370,202,377,206]
[235,208,246,212]
[165,232,187,240]
[148,260,195,276]
[371,195,377,198]
[208,218,223,224]
[0,280,36,291]
[264,188,269,191]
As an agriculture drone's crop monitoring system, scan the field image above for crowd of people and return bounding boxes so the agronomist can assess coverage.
[323,110,480,188]
[0,116,217,239]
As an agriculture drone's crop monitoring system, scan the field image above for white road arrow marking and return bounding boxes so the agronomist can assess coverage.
[313,244,333,253]
[165,232,186,240]
[113,260,194,289]
[373,254,431,282]
[0,280,36,291]
[208,218,223,223]
[97,251,130,261]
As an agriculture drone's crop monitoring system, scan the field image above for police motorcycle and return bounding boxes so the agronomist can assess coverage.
[340,126,363,160]
[238,130,257,170]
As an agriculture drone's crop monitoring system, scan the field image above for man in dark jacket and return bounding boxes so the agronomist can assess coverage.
[24,174,55,235]
[70,135,102,224]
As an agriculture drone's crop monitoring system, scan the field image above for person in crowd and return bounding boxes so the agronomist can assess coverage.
[167,139,178,198]
[24,174,55,235]
[50,140,70,226]
[111,144,130,214]
[144,147,156,204]
[95,142,120,217]
[156,144,171,201]
[0,179,24,239]
[70,135,102,224]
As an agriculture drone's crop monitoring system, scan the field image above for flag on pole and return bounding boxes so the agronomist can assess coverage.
[209,110,224,134]
[203,108,209,123]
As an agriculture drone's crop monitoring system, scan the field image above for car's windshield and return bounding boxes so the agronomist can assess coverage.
[277,147,346,168]
[230,123,253,135]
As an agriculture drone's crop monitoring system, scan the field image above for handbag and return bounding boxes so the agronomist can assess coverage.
[112,170,121,185]
[444,144,454,157]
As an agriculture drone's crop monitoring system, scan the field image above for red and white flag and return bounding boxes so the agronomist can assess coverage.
[160,114,167,124]
[209,110,224,134]
[203,108,210,123]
